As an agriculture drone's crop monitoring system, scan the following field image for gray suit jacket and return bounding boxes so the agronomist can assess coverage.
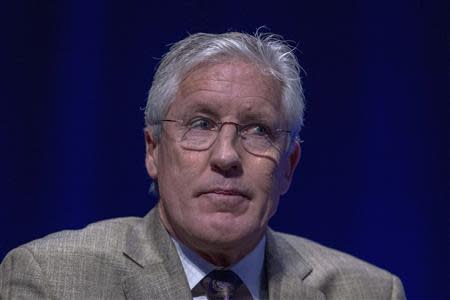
[0,208,405,299]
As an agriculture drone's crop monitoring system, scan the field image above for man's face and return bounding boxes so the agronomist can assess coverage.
[145,60,300,263]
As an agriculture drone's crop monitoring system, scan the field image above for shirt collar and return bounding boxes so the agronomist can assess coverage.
[172,236,266,300]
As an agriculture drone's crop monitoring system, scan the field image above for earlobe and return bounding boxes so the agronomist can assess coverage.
[144,127,158,179]
[280,141,301,194]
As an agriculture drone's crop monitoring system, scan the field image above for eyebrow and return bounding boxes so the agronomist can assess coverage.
[241,115,282,131]
[176,98,280,125]
[178,104,221,120]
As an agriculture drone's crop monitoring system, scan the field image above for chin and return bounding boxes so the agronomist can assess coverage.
[197,221,261,248]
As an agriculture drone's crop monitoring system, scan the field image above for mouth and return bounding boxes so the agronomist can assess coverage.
[197,188,250,199]
[195,187,252,213]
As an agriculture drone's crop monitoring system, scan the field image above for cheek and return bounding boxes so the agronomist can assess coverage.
[247,159,281,215]
[248,159,279,194]
[158,144,204,194]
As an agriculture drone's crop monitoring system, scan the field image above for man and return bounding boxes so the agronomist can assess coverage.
[0,31,405,299]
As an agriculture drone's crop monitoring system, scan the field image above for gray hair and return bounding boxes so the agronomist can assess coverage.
[144,30,305,140]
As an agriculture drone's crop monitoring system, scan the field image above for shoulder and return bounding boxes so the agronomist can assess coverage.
[23,216,142,255]
[0,216,144,298]
[4,216,143,265]
[4,216,145,266]
[275,231,385,274]
[269,231,406,299]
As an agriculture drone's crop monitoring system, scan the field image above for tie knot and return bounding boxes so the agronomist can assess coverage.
[202,269,243,300]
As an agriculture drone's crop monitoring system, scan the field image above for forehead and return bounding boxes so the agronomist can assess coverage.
[168,60,283,120]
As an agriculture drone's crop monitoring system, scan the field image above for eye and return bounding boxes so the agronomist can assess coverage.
[187,117,216,130]
[243,123,272,137]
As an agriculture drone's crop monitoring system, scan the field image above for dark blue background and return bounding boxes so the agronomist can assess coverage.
[1,1,448,299]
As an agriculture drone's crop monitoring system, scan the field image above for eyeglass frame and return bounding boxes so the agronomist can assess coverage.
[151,117,294,156]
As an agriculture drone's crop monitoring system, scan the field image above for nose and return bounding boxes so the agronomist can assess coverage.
[209,123,243,176]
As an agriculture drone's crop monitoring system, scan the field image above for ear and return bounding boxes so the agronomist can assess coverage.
[144,127,159,179]
[279,140,301,195]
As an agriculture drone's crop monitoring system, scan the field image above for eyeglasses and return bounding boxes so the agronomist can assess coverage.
[154,116,292,156]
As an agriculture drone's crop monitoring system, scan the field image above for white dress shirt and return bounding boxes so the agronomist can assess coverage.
[172,236,266,300]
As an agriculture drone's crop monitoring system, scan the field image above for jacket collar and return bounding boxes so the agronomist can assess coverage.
[265,229,325,299]
[121,207,192,299]
[121,207,324,299]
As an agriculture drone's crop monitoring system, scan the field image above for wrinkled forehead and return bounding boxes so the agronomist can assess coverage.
[169,60,284,124]
[180,58,280,91]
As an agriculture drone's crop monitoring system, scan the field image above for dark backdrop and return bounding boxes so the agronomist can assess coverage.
[1,1,448,299]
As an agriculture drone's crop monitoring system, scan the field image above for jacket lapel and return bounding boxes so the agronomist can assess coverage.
[121,207,192,300]
[265,229,325,300]
[120,208,325,299]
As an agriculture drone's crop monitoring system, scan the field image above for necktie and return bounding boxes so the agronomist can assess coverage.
[199,269,252,300]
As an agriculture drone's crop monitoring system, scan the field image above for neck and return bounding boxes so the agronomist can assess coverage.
[158,204,264,267]
[195,247,249,267]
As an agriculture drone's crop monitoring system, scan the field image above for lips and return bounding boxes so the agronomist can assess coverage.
[213,189,242,195]
[197,187,250,199]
